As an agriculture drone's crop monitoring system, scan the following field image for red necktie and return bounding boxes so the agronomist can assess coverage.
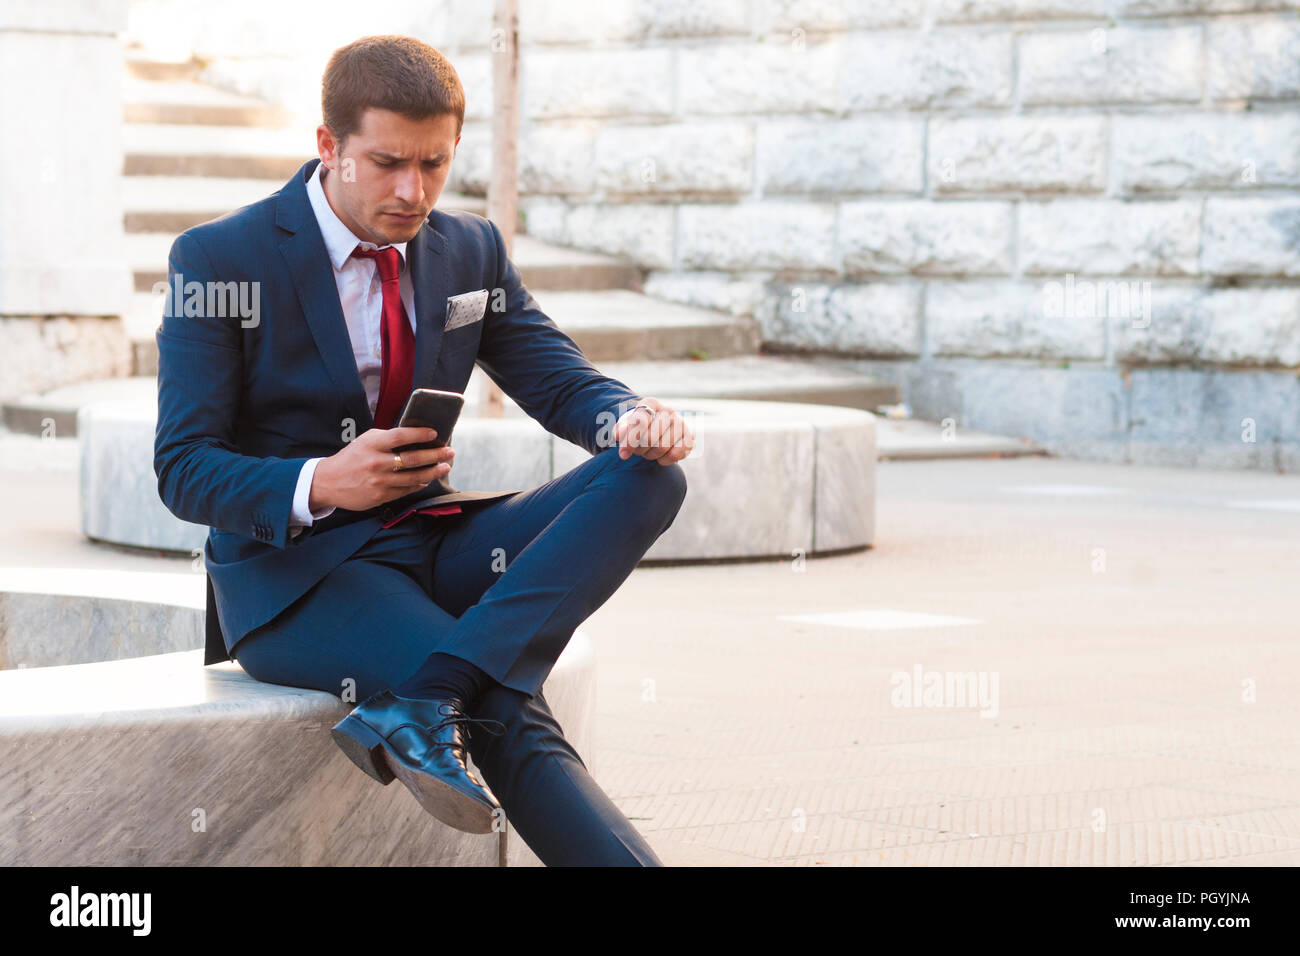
[351,244,414,429]
[351,244,463,528]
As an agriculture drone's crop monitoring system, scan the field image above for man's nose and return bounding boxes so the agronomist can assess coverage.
[393,167,425,207]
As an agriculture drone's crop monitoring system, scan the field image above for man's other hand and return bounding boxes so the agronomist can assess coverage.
[309,427,454,513]
[613,398,694,465]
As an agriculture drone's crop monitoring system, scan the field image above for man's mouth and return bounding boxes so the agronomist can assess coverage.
[383,211,423,222]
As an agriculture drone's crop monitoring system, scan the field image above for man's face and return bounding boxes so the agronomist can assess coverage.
[316,107,460,247]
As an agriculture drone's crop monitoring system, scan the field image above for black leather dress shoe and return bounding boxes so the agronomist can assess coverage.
[331,690,506,833]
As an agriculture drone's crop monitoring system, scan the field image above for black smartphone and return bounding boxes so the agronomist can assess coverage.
[392,388,464,463]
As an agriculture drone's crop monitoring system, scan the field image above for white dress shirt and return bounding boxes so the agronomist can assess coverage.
[287,161,419,539]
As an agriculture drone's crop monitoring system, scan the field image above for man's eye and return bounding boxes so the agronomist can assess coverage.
[376,160,393,168]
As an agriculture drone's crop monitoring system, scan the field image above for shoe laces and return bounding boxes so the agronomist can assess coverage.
[394,701,506,759]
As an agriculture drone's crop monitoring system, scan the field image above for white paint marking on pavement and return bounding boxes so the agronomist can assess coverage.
[1224,499,1300,514]
[778,609,981,630]
[1001,484,1131,497]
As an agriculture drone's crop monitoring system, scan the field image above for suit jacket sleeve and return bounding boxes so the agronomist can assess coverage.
[475,219,642,457]
[153,230,309,550]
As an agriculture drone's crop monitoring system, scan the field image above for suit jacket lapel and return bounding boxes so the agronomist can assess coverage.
[407,216,449,390]
[274,159,454,434]
[276,160,375,434]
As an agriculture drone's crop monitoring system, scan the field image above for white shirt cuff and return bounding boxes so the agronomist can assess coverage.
[290,458,335,533]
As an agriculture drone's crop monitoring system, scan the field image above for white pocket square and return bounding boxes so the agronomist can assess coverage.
[445,289,489,331]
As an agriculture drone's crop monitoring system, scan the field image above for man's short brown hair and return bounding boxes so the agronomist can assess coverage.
[321,35,465,146]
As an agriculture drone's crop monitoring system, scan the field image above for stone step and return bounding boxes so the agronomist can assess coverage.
[123,76,291,127]
[122,121,316,178]
[505,236,643,292]
[125,231,642,295]
[528,290,760,361]
[2,377,157,438]
[121,175,486,233]
[125,287,759,375]
[872,416,1044,460]
[576,354,903,413]
[124,55,203,83]
[124,293,164,375]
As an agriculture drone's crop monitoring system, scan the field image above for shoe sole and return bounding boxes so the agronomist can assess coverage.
[381,747,498,834]
[331,713,498,834]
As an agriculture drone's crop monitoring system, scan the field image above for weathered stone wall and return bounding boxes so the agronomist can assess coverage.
[154,0,1300,469]
[1,0,133,403]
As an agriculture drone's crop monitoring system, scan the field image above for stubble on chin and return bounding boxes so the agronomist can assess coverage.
[356,204,430,246]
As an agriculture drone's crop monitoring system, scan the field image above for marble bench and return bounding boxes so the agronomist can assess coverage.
[0,569,595,866]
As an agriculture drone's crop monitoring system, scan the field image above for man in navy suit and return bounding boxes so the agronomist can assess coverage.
[153,35,694,865]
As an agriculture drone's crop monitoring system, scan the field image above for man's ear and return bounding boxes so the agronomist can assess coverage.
[317,125,339,168]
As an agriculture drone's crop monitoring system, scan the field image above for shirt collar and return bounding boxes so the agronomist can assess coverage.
[306,161,408,273]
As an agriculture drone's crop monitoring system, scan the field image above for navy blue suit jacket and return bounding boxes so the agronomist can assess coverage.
[154,158,641,666]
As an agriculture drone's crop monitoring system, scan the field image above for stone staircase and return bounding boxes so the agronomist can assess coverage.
[3,54,903,436]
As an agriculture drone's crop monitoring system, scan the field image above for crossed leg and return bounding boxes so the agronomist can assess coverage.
[233,447,686,865]
[422,444,688,696]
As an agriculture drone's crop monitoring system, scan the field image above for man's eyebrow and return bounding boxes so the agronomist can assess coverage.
[369,151,449,163]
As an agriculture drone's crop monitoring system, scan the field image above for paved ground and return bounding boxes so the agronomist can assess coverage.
[2,436,1297,866]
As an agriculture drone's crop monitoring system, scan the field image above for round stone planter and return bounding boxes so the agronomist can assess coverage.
[0,568,596,867]
[79,395,875,560]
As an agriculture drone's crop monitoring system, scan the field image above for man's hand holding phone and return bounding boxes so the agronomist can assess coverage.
[308,426,452,513]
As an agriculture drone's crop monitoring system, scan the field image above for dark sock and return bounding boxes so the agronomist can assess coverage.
[391,651,496,707]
